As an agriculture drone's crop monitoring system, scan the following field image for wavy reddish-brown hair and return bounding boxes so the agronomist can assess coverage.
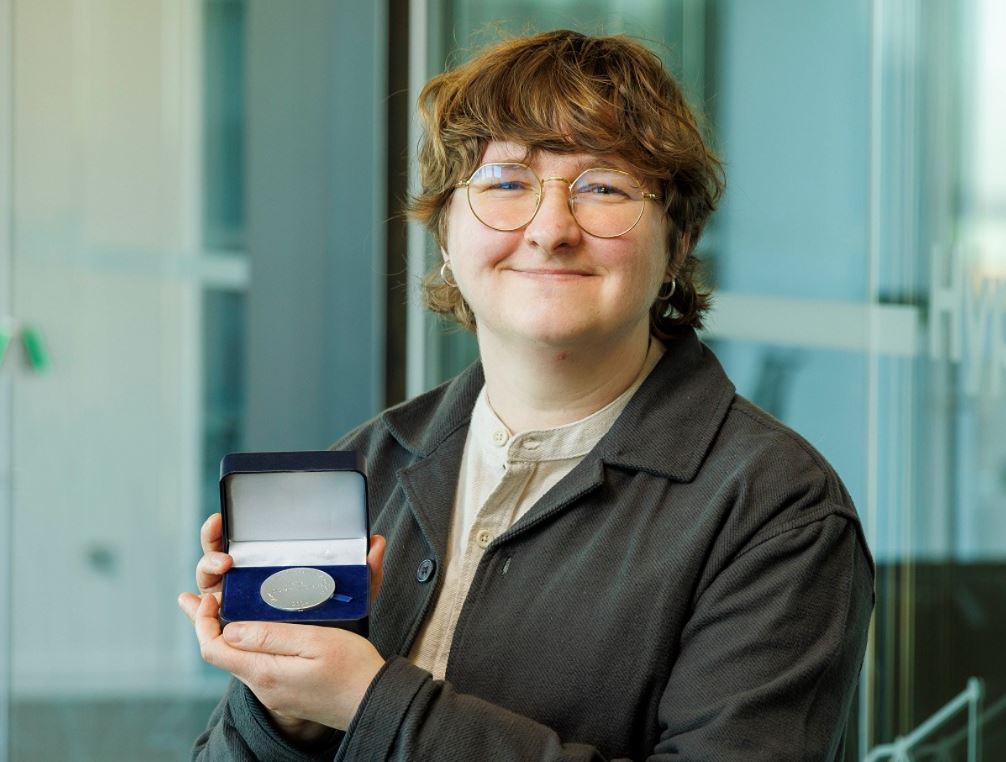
[410,29,724,334]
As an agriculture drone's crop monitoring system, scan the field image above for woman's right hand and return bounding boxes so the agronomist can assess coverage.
[188,514,327,741]
[184,513,387,745]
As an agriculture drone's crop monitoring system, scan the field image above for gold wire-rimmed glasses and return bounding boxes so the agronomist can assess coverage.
[455,162,662,239]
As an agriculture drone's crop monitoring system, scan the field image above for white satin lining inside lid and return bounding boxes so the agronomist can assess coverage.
[229,537,367,567]
[226,470,367,541]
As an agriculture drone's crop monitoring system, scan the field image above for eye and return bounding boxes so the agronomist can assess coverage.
[469,164,537,195]
[579,183,628,197]
[490,180,532,192]
[572,169,640,202]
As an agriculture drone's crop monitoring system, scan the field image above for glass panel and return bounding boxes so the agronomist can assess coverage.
[8,2,224,758]
[710,0,871,302]
[203,0,246,253]
[446,0,702,96]
[201,289,245,521]
[6,0,388,752]
[867,0,1006,757]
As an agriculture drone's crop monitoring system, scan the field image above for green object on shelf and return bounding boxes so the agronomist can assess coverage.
[0,325,11,367]
[21,326,50,373]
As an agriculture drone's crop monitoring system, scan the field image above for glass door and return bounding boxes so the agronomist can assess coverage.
[865,0,1006,757]
[4,1,227,758]
[2,1,390,757]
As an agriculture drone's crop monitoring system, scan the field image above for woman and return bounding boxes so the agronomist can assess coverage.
[179,30,874,761]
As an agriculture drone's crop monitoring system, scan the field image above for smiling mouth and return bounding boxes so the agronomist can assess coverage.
[510,268,594,278]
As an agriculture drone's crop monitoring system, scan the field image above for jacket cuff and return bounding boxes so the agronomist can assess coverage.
[337,656,430,762]
[231,680,343,761]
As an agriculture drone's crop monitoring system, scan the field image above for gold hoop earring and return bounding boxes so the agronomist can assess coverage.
[658,279,677,318]
[440,261,458,288]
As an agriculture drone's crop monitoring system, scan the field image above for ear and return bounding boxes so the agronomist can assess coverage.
[440,246,450,265]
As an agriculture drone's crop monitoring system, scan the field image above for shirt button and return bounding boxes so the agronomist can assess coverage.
[492,429,508,446]
[476,530,492,549]
[416,558,435,583]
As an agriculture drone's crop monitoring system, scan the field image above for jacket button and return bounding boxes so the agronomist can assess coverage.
[416,558,435,583]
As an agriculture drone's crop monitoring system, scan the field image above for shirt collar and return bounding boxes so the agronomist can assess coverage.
[469,340,665,467]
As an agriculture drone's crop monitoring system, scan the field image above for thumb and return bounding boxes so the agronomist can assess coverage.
[223,621,313,656]
[367,534,386,602]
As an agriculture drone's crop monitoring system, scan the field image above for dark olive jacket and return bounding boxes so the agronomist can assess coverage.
[194,327,875,761]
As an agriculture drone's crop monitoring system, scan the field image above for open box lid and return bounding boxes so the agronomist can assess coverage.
[220,451,368,568]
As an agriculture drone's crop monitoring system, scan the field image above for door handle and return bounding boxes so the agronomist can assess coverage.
[21,325,50,373]
[0,317,50,373]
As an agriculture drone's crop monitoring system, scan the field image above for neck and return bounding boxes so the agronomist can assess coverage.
[477,326,652,433]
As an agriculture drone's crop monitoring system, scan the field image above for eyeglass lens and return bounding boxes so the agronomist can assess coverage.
[465,163,649,238]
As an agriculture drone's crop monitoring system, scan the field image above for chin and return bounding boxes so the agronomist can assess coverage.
[505,318,607,349]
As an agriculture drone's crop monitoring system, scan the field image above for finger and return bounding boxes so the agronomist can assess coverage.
[200,512,225,555]
[181,590,223,621]
[192,593,257,676]
[222,621,326,658]
[193,591,223,645]
[367,534,386,602]
[178,591,201,621]
[196,551,233,593]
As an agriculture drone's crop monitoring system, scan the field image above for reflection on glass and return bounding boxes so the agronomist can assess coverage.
[868,0,1006,756]
[201,289,246,522]
[203,0,246,253]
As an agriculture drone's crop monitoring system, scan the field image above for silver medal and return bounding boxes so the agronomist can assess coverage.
[260,567,336,612]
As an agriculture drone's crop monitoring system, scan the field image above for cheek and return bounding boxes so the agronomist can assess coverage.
[448,216,516,272]
[619,232,668,288]
[642,223,671,281]
[443,196,465,256]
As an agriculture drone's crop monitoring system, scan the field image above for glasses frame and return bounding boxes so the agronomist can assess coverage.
[455,162,662,239]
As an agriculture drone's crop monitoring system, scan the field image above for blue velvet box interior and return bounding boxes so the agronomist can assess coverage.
[221,565,368,624]
[219,451,368,629]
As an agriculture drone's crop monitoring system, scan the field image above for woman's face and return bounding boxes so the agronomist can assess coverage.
[444,141,670,354]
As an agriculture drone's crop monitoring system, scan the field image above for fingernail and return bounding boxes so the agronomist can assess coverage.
[223,624,245,643]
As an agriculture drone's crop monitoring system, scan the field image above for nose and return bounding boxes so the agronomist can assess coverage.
[523,178,582,252]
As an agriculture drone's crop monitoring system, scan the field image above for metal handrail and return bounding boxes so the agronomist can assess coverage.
[864,677,984,761]
[913,688,1006,760]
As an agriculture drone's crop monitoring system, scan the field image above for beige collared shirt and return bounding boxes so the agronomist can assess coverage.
[409,340,665,679]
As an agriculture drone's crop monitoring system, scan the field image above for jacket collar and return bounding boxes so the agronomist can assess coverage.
[596,328,736,481]
[380,327,735,483]
[380,360,485,458]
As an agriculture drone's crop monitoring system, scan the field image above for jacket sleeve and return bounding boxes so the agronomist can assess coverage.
[192,679,343,762]
[656,510,874,760]
[335,510,874,762]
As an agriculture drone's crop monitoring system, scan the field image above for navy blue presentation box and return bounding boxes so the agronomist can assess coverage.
[219,451,369,635]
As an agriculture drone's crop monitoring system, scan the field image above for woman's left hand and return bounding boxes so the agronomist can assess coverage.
[179,591,385,731]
